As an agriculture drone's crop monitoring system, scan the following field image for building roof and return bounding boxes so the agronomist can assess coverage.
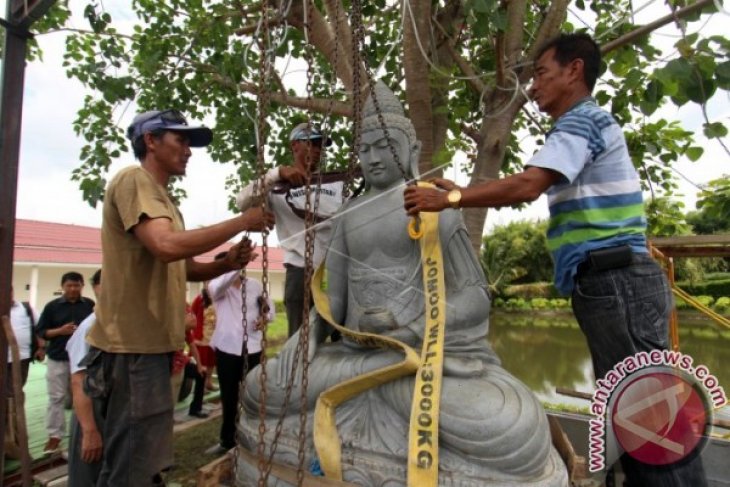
[13,219,285,270]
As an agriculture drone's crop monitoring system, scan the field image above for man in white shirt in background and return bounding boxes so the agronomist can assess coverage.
[6,286,42,396]
[66,269,103,486]
[207,251,274,453]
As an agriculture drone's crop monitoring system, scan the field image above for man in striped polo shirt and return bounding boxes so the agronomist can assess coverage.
[405,33,706,486]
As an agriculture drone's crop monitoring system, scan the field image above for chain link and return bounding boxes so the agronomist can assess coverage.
[349,0,365,190]
[351,0,411,185]
[253,4,274,487]
[294,0,320,484]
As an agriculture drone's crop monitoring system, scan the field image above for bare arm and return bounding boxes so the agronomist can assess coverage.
[403,167,561,215]
[207,270,241,301]
[236,167,281,211]
[43,323,77,339]
[186,238,259,282]
[188,340,206,376]
[71,372,103,463]
[132,208,274,264]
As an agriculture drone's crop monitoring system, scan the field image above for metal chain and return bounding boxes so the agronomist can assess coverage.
[255,1,343,482]
[293,0,320,484]
[254,4,274,486]
[351,0,411,185]
[349,0,365,190]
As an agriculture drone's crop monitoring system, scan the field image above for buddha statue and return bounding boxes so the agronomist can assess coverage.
[236,82,568,487]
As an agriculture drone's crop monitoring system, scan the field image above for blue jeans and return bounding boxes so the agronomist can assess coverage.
[572,253,707,486]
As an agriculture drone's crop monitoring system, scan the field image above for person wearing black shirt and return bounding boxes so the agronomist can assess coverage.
[36,271,95,454]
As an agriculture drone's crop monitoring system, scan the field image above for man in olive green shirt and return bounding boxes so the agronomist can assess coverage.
[84,109,274,486]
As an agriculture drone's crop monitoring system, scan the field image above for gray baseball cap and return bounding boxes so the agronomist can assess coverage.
[289,122,332,146]
[127,109,213,147]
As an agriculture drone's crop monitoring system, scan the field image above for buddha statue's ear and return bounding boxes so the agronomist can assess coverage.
[409,140,422,180]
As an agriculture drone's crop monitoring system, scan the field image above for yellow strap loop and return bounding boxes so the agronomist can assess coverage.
[312,180,445,486]
[312,265,420,480]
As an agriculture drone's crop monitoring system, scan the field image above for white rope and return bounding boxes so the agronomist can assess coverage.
[715,0,730,15]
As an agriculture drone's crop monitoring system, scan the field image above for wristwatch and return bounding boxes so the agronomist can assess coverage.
[447,189,462,209]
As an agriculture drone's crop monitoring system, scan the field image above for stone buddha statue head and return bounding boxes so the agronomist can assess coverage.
[358,82,422,190]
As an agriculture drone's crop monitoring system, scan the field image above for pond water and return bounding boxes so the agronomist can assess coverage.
[488,310,730,421]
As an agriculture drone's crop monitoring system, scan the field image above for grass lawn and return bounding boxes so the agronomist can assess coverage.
[264,313,288,355]
[168,418,222,486]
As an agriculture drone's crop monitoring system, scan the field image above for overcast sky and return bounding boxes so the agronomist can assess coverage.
[3,1,728,235]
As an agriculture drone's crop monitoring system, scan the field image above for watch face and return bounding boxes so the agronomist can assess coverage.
[448,190,461,208]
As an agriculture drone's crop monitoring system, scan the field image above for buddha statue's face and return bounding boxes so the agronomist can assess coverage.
[359,128,411,190]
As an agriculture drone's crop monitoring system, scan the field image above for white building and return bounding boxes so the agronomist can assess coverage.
[12,219,286,310]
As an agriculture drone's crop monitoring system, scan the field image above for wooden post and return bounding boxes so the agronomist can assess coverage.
[0,0,59,476]
[2,316,32,487]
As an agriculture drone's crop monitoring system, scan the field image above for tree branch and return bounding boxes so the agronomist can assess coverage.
[237,80,353,116]
[433,19,488,97]
[34,27,133,40]
[601,0,714,54]
[320,0,357,91]
[461,123,483,145]
[235,15,285,36]
[403,0,435,171]
[287,0,361,93]
[526,0,569,62]
[504,0,527,66]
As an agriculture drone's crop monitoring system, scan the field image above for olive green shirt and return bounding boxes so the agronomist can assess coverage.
[87,166,186,353]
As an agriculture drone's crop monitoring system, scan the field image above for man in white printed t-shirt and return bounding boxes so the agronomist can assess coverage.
[236,122,343,337]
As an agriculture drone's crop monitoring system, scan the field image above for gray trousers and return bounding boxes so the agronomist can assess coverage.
[83,348,174,487]
[572,253,707,487]
[46,358,70,438]
[284,265,307,338]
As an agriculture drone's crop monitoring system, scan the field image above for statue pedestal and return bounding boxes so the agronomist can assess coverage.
[236,390,569,487]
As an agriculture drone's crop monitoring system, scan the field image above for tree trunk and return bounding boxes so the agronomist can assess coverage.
[402,0,434,173]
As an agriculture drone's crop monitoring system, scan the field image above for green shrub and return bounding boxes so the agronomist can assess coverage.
[696,295,715,307]
[674,297,690,310]
[530,298,550,309]
[714,297,730,313]
[549,298,570,309]
[504,297,528,310]
[502,282,561,299]
[677,279,730,298]
[274,299,285,314]
[704,272,730,282]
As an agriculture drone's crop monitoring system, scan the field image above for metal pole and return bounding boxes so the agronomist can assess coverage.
[0,8,31,480]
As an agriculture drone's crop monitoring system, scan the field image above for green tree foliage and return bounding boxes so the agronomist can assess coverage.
[644,196,691,237]
[23,1,728,243]
[685,176,730,275]
[688,176,730,234]
[481,220,553,294]
[687,208,730,235]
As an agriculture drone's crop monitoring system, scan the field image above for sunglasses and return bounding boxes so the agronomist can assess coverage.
[128,109,189,140]
[141,109,188,126]
[295,138,323,148]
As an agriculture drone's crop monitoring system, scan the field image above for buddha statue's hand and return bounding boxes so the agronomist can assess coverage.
[359,308,398,334]
[443,356,487,377]
[275,311,323,386]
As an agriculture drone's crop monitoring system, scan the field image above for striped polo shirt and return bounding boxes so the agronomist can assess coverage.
[527,98,647,295]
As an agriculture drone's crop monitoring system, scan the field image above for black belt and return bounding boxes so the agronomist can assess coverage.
[576,245,634,278]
